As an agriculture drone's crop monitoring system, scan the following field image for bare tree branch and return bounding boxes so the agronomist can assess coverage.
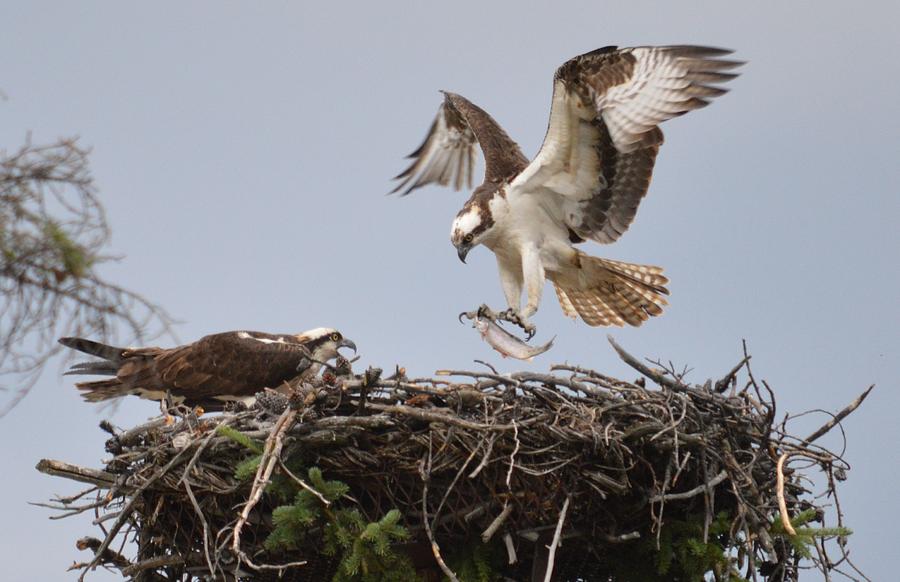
[1,136,174,414]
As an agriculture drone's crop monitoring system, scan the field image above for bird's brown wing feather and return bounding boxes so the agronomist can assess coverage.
[511,45,741,244]
[391,92,528,195]
[119,332,311,400]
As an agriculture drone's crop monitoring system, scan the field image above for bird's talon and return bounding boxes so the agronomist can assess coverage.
[477,304,496,320]
[461,304,498,324]
[497,308,519,325]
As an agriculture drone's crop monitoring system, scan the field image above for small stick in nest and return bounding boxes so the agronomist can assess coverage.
[506,418,520,489]
[804,385,875,444]
[543,495,571,582]
[420,438,460,582]
[607,335,683,390]
[503,532,517,565]
[482,502,513,543]
[650,470,729,503]
[776,453,796,536]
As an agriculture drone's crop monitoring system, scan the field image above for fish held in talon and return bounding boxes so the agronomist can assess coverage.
[461,309,555,361]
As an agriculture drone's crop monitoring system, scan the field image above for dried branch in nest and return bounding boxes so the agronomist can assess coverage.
[36,340,870,581]
[0,136,174,414]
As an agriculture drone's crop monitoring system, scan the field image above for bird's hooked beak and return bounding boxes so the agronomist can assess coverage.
[338,338,357,354]
[456,244,470,264]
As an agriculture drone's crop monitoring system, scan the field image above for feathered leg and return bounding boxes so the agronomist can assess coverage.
[498,245,542,338]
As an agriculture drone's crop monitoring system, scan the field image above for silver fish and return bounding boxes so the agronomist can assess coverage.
[461,309,554,361]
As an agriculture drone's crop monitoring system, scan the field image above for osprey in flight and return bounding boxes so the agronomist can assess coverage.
[59,328,356,409]
[393,45,741,335]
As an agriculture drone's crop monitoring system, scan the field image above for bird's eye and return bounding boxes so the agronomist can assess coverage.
[464,233,474,243]
[330,332,341,342]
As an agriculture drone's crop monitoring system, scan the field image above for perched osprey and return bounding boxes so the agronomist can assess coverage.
[393,45,741,335]
[59,328,356,409]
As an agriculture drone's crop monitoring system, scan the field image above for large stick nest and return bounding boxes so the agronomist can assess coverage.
[37,338,870,581]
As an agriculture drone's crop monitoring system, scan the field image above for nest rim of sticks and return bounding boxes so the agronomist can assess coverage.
[37,337,872,581]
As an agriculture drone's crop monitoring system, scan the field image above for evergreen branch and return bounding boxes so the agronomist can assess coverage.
[215,425,263,453]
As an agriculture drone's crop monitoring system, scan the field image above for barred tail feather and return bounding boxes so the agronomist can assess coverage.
[589,257,669,292]
[554,254,669,327]
[75,379,130,402]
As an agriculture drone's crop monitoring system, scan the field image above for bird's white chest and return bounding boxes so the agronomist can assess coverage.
[485,192,572,272]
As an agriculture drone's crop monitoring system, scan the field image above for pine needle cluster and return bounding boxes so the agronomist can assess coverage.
[770,508,853,560]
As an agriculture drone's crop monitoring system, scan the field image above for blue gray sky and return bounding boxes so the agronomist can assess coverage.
[2,2,897,580]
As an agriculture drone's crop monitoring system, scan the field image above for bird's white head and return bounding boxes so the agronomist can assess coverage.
[450,189,497,264]
[294,328,357,361]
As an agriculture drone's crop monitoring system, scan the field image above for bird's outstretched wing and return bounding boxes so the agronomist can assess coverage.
[392,92,528,195]
[510,46,742,244]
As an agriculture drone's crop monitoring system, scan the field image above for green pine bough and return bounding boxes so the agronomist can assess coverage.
[219,425,418,580]
[770,508,852,560]
[264,467,416,581]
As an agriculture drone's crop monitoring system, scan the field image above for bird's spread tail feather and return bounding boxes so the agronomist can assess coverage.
[64,361,119,376]
[59,336,127,382]
[58,337,124,362]
[554,254,669,327]
[74,379,129,402]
